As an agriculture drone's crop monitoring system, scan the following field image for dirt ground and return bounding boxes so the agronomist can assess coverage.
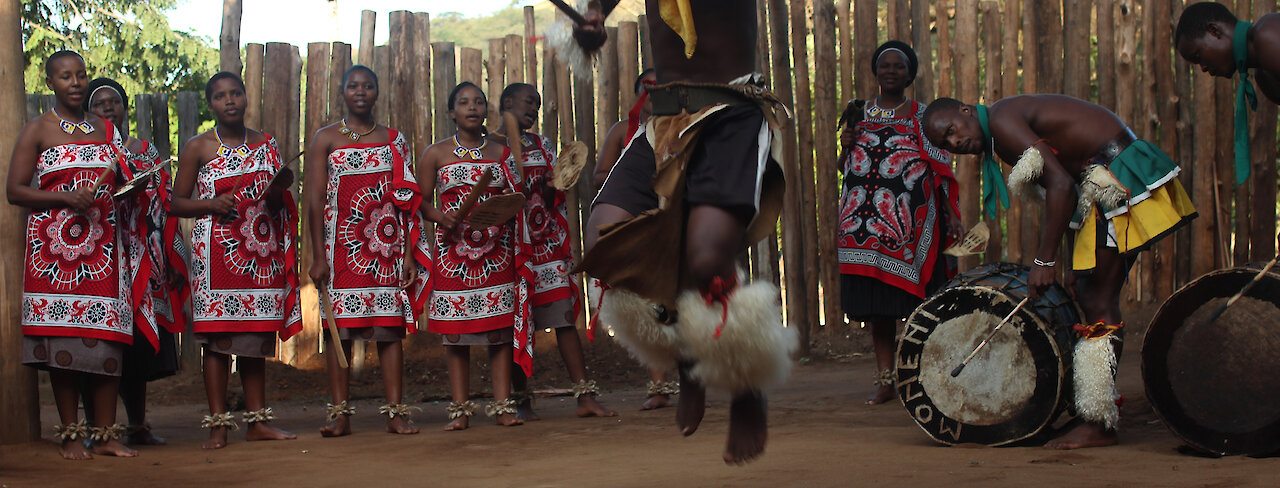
[2,313,1279,487]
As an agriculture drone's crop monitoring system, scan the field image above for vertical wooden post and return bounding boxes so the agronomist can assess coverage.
[936,0,953,98]
[1097,0,1116,109]
[1062,0,1091,100]
[149,94,172,160]
[1115,0,1138,300]
[136,95,153,145]
[244,44,265,131]
[892,0,910,45]
[555,56,578,265]
[813,0,842,330]
[260,44,287,149]
[306,43,331,138]
[1037,0,1064,94]
[374,45,390,127]
[1216,0,1239,267]
[459,48,484,87]
[24,94,38,120]
[911,0,935,103]
[524,6,538,92]
[1017,0,1041,264]
[572,66,597,200]
[597,27,620,145]
[639,14,653,68]
[954,0,980,272]
[853,0,879,99]
[432,42,458,139]
[543,48,559,149]
[0,0,38,444]
[220,0,243,75]
[754,2,781,288]
[287,47,302,159]
[358,10,375,67]
[837,0,854,104]
[293,42,330,367]
[617,21,640,117]
[506,34,524,85]
[1191,73,1216,278]
[1156,0,1180,298]
[177,93,199,154]
[981,1,1002,264]
[1001,0,1021,262]
[791,0,821,334]
[329,43,352,124]
[487,38,506,127]
[414,13,432,148]
[175,92,201,374]
[769,0,807,349]
[388,11,411,137]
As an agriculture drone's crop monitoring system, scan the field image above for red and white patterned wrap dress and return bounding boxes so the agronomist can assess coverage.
[519,134,578,311]
[322,129,431,333]
[190,135,302,339]
[118,140,190,349]
[22,123,133,343]
[428,147,536,375]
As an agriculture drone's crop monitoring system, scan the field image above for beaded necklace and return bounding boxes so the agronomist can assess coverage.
[338,118,377,142]
[52,106,95,135]
[215,126,251,158]
[452,133,487,159]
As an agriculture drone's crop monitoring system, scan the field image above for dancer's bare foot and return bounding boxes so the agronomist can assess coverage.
[865,385,896,405]
[386,416,420,434]
[724,391,767,465]
[515,399,541,421]
[319,416,351,437]
[126,424,166,445]
[677,366,706,436]
[245,422,296,441]
[202,427,229,449]
[59,439,92,460]
[444,416,469,431]
[91,439,138,457]
[495,413,524,427]
[641,394,673,410]
[576,395,617,417]
[1044,421,1117,450]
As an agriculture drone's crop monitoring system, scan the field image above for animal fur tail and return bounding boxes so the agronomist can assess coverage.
[1077,164,1129,219]
[545,0,597,80]
[676,280,799,393]
[598,288,682,371]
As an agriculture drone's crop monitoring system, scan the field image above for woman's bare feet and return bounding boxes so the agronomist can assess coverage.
[723,391,768,465]
[319,416,351,437]
[91,439,139,457]
[126,424,166,446]
[1044,421,1118,450]
[202,427,229,449]
[576,396,617,417]
[444,416,469,431]
[495,413,525,427]
[386,416,420,434]
[865,385,897,405]
[641,394,673,410]
[59,439,92,460]
[245,422,297,442]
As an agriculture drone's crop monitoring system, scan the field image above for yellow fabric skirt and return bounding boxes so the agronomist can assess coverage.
[1073,178,1197,271]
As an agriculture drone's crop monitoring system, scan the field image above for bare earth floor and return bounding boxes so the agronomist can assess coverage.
[2,346,1278,487]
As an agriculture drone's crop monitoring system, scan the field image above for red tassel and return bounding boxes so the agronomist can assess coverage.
[587,280,609,342]
[703,276,736,339]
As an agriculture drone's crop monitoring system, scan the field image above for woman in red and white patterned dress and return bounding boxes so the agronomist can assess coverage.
[8,51,136,460]
[419,82,531,431]
[306,65,431,437]
[172,72,300,449]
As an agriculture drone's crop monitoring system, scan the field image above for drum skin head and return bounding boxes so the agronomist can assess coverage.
[1143,264,1280,456]
[897,262,1081,446]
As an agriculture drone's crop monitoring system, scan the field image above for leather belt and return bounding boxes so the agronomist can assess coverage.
[647,84,751,116]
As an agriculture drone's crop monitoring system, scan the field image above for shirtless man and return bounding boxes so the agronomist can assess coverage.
[921,95,1197,449]
[1176,2,1280,105]
[568,0,795,465]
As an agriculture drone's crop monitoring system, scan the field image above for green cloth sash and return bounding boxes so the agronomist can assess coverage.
[1234,21,1257,184]
[976,104,1009,219]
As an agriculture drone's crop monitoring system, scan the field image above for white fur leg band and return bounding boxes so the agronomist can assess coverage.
[598,288,682,371]
[1073,335,1120,430]
[676,280,798,393]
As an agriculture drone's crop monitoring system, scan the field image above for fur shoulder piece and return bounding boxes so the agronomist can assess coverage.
[1007,145,1045,201]
[546,0,597,80]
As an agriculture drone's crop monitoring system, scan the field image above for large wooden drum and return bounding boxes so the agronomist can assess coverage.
[896,262,1083,446]
[1142,263,1280,456]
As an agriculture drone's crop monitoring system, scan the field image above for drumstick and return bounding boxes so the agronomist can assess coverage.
[950,296,1031,378]
[226,150,305,197]
[454,168,495,225]
[503,112,526,181]
[319,287,349,369]
[548,0,590,25]
[1203,254,1280,324]
[89,152,124,194]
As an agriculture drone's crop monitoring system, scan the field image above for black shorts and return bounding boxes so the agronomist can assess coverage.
[593,103,780,223]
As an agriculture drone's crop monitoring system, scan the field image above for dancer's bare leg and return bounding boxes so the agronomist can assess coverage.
[87,375,137,457]
[240,357,295,441]
[555,327,615,417]
[444,345,471,431]
[320,338,354,437]
[50,369,91,460]
[640,368,673,410]
[866,319,898,405]
[511,367,539,421]
[377,340,419,434]
[490,344,523,427]
[201,351,231,449]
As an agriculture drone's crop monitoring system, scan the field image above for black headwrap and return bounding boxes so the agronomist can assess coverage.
[871,40,919,87]
[84,77,128,113]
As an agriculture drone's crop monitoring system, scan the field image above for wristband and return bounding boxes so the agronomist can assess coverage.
[1033,258,1056,267]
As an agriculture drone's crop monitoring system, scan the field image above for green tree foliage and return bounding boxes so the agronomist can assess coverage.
[21,0,217,99]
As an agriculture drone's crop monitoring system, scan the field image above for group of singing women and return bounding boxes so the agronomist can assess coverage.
[10,49,648,461]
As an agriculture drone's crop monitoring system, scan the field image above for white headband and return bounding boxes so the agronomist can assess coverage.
[88,84,123,107]
[875,47,912,70]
